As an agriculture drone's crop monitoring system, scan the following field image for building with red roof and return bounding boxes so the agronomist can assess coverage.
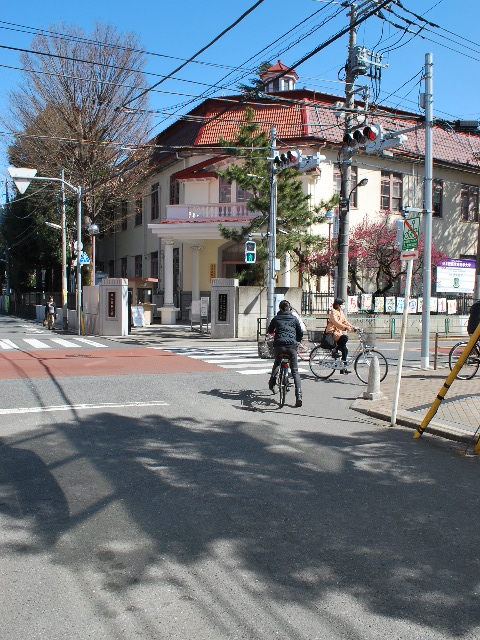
[97,65,480,326]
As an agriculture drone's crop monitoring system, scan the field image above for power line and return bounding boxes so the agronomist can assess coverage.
[122,0,266,108]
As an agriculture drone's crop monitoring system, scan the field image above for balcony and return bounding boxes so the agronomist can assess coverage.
[166,203,261,221]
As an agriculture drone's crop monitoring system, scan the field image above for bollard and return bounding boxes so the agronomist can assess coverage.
[363,355,386,401]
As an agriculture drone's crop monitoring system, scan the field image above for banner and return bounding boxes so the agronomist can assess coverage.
[348,296,358,313]
[438,298,447,313]
[447,299,457,314]
[374,297,384,313]
[418,297,423,313]
[436,258,475,294]
[396,297,404,314]
[430,297,438,312]
[361,293,372,310]
[408,298,418,314]
[385,297,396,313]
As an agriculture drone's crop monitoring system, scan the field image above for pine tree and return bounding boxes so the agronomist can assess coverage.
[217,108,333,286]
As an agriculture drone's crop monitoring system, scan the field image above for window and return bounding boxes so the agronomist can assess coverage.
[433,179,443,218]
[381,171,403,212]
[236,183,253,203]
[121,257,127,278]
[151,183,159,220]
[108,260,114,278]
[151,251,158,279]
[219,175,231,203]
[461,184,479,222]
[170,176,180,205]
[121,200,128,231]
[271,78,280,92]
[135,193,142,226]
[135,255,142,278]
[333,166,358,207]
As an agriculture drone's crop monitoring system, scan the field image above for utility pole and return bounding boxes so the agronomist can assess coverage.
[5,180,10,298]
[421,53,433,369]
[61,169,68,331]
[267,125,277,323]
[337,3,358,308]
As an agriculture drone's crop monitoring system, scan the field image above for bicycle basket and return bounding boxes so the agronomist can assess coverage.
[363,331,376,347]
[308,330,324,343]
[258,335,275,359]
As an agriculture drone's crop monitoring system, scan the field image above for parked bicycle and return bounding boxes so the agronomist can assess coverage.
[309,328,388,382]
[448,340,480,380]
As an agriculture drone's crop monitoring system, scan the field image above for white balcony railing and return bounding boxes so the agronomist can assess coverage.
[166,203,261,221]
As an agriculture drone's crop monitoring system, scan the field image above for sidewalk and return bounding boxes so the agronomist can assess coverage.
[352,366,480,446]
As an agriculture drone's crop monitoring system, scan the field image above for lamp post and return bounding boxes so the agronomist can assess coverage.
[8,167,82,335]
[88,224,100,285]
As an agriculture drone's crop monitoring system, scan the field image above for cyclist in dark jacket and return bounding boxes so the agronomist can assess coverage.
[267,300,304,407]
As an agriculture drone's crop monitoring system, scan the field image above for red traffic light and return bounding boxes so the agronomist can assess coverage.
[363,125,380,141]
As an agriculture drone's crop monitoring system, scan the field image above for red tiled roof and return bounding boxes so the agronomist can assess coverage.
[262,59,299,80]
[153,90,480,172]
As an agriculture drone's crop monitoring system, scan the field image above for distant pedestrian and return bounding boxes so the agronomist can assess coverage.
[44,296,57,330]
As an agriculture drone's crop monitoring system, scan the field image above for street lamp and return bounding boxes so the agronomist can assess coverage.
[8,167,83,335]
[88,224,100,285]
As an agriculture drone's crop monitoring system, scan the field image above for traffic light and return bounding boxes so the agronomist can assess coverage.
[343,124,407,154]
[298,152,326,173]
[245,240,256,264]
[274,149,302,170]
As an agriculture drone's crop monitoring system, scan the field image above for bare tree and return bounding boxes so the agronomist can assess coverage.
[5,22,152,231]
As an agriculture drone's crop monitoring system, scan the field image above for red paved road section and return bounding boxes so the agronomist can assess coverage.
[0,348,224,381]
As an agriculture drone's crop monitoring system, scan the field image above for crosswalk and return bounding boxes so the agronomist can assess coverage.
[0,336,109,351]
[157,345,311,376]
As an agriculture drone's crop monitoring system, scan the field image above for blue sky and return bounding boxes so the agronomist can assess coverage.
[1,0,479,200]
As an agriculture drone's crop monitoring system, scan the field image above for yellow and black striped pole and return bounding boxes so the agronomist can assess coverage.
[414,322,480,439]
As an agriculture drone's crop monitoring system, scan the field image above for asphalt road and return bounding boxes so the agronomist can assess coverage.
[0,315,478,639]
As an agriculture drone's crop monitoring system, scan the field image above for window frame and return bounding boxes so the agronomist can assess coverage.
[135,193,143,226]
[461,184,479,222]
[381,170,403,213]
[134,255,142,278]
[432,179,443,218]
[170,176,180,205]
[151,183,159,221]
[151,251,158,279]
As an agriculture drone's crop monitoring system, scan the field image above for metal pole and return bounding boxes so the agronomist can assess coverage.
[76,187,82,336]
[267,125,277,323]
[92,235,96,286]
[61,170,68,331]
[328,223,332,294]
[5,180,10,297]
[421,53,433,368]
[337,4,357,308]
[391,257,413,426]
[474,220,480,300]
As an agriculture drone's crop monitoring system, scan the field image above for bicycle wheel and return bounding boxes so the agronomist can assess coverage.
[449,342,479,380]
[354,349,388,384]
[309,346,335,380]
[298,340,315,361]
[278,366,287,407]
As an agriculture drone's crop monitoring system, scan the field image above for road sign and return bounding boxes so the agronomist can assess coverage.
[402,216,420,251]
[7,167,37,194]
[401,249,418,261]
[79,251,90,265]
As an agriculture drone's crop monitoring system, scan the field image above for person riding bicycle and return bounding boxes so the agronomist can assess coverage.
[326,297,357,374]
[267,299,303,407]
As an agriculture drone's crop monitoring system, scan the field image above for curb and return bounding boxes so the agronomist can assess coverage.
[350,397,477,445]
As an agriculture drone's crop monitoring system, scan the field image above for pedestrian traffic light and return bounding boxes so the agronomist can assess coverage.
[245,240,256,264]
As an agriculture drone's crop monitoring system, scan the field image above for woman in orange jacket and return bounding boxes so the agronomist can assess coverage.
[326,298,357,373]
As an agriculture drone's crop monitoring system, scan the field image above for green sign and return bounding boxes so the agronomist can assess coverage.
[402,216,420,251]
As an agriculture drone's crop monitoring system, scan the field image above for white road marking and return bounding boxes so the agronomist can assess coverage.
[23,338,51,349]
[0,339,19,350]
[50,338,77,348]
[73,337,108,348]
[0,400,169,416]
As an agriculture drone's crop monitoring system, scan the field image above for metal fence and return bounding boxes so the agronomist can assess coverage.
[301,291,473,316]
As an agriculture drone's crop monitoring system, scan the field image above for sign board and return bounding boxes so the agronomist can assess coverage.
[333,210,339,239]
[131,305,146,327]
[400,249,418,261]
[191,300,201,320]
[402,216,420,251]
[436,258,475,294]
[200,297,209,318]
[7,167,37,194]
[79,251,90,265]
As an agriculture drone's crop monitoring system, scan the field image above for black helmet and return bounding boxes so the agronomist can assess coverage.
[333,297,345,309]
[279,299,291,312]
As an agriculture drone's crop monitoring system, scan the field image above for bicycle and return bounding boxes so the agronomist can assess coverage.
[309,328,388,383]
[276,352,292,407]
[297,337,316,361]
[448,339,480,380]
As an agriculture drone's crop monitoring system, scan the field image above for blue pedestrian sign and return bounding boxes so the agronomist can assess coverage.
[79,251,90,266]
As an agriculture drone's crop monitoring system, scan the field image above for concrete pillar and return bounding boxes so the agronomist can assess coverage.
[191,245,203,300]
[160,239,179,324]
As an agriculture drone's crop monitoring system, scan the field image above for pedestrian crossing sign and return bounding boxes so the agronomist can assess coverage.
[79,251,90,266]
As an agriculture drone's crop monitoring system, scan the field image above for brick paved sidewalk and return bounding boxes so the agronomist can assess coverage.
[352,366,480,445]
